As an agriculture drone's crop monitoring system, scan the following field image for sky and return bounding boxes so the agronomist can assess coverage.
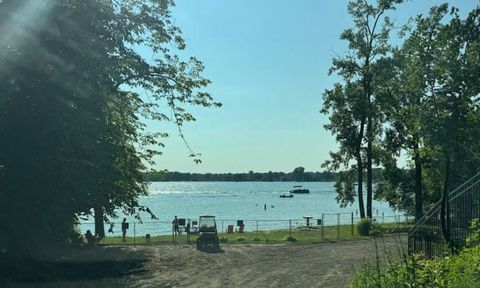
[150,0,479,174]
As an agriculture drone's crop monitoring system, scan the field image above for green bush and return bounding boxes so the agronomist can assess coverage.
[235,236,246,242]
[252,237,261,242]
[351,219,480,287]
[356,218,372,236]
[283,235,297,242]
[351,246,480,288]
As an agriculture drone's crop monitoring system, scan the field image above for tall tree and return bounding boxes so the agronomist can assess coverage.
[375,5,480,225]
[322,0,402,218]
[422,6,480,242]
[322,81,367,217]
[375,5,449,221]
[292,167,306,181]
[0,0,219,254]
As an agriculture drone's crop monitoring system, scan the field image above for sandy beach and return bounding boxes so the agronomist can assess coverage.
[4,236,407,288]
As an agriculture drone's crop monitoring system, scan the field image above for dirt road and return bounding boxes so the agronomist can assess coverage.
[5,236,407,288]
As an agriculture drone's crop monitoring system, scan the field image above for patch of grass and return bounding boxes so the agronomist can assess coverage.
[99,222,412,246]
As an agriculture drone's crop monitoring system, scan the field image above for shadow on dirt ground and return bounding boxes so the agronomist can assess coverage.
[196,246,225,254]
[1,236,408,288]
[0,246,151,285]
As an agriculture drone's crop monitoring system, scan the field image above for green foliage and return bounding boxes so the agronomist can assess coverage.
[334,169,356,208]
[321,0,480,223]
[351,219,480,287]
[235,236,246,242]
[322,0,404,218]
[375,168,415,214]
[384,4,480,218]
[292,167,306,181]
[0,0,218,255]
[352,245,480,288]
[357,219,372,236]
[466,219,480,248]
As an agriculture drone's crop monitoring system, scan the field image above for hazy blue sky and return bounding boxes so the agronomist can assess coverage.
[150,0,478,173]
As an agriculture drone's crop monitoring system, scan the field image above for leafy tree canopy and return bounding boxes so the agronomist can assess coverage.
[0,0,219,254]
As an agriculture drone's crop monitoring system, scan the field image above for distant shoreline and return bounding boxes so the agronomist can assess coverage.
[144,168,384,182]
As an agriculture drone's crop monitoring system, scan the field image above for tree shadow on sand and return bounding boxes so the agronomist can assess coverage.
[0,246,152,284]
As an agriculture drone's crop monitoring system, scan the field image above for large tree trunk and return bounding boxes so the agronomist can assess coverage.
[440,153,451,247]
[94,205,105,237]
[364,57,373,219]
[366,115,373,219]
[413,141,423,222]
[356,155,366,219]
[356,111,367,219]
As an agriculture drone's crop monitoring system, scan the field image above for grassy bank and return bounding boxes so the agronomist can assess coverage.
[99,222,412,245]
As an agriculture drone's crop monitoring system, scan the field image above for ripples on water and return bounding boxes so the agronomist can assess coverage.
[81,182,402,235]
[143,182,395,220]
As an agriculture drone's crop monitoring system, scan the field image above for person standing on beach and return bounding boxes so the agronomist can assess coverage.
[121,218,128,242]
[186,221,191,244]
[172,216,179,244]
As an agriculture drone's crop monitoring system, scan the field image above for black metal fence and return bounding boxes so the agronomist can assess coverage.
[408,173,480,258]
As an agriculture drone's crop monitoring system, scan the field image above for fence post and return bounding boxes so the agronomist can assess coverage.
[337,213,340,239]
[289,219,291,236]
[351,212,354,236]
[133,222,136,246]
[221,220,224,236]
[382,212,384,223]
[321,213,324,239]
[257,220,259,233]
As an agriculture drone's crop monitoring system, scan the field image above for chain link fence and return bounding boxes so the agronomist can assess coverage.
[80,213,412,245]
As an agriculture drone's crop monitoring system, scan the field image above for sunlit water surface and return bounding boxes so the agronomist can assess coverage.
[80,182,403,236]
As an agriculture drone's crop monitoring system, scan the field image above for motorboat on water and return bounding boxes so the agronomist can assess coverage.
[289,185,310,194]
[279,194,294,198]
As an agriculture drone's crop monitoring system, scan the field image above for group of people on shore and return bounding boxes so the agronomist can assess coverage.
[84,218,129,246]
[84,216,196,246]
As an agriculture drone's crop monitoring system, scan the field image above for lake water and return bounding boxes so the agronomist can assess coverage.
[81,182,404,236]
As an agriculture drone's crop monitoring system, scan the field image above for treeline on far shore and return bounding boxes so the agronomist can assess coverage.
[145,170,336,182]
[144,167,384,182]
